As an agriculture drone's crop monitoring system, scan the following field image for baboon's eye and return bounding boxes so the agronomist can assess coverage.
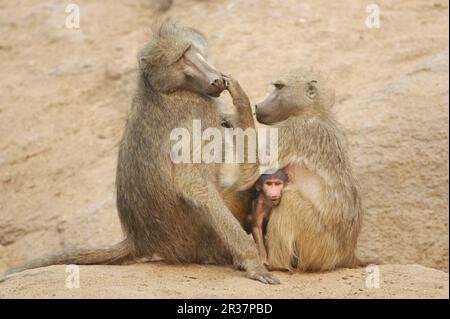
[272,82,285,90]
[177,44,192,62]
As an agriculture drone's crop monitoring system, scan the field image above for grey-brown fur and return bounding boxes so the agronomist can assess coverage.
[117,22,276,283]
[256,67,364,272]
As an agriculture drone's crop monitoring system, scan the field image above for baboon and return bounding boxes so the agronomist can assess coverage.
[255,67,364,272]
[5,22,277,284]
[246,169,289,267]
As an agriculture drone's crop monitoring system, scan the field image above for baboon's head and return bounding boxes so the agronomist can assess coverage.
[139,21,226,97]
[255,169,289,206]
[255,68,335,125]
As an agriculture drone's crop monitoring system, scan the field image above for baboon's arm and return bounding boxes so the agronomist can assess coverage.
[220,187,253,226]
[173,170,279,284]
[224,77,260,191]
[224,76,254,130]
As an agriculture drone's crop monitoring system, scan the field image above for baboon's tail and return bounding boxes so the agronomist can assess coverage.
[4,238,134,278]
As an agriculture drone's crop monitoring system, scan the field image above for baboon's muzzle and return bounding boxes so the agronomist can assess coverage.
[183,46,226,97]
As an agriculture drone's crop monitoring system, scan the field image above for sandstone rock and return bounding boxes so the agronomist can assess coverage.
[337,50,449,271]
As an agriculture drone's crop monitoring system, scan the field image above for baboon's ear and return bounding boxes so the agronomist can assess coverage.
[287,173,293,184]
[306,80,319,99]
[255,183,262,192]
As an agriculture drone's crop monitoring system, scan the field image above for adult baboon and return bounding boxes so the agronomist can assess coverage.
[5,22,277,284]
[255,67,364,272]
[119,22,274,283]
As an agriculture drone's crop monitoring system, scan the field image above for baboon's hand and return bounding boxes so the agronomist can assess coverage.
[246,266,281,285]
[223,75,251,109]
[223,74,242,97]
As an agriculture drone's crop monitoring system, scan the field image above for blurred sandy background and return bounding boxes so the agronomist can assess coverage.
[0,0,448,298]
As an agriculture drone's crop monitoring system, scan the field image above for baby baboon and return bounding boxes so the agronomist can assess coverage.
[246,169,289,267]
[6,22,277,284]
[255,67,364,272]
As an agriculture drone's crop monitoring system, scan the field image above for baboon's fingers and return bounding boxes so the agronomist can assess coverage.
[222,75,236,90]
[255,275,269,284]
[222,74,230,88]
[224,76,252,111]
[264,274,281,285]
[247,269,281,285]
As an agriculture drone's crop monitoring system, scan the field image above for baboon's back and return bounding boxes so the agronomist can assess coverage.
[115,91,232,264]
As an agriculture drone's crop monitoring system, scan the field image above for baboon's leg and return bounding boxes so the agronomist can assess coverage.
[251,201,269,266]
[266,186,341,272]
[174,172,279,284]
[220,188,253,226]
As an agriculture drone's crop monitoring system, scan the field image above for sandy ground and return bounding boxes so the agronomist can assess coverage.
[0,0,448,298]
[1,264,448,298]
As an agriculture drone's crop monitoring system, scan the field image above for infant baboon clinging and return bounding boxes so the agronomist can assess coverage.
[245,169,289,267]
[6,22,277,284]
[255,67,364,272]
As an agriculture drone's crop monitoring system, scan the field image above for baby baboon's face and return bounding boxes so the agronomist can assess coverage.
[256,177,286,206]
[255,69,334,125]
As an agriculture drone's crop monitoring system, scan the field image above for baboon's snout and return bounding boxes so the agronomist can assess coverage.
[183,46,226,97]
[255,100,271,124]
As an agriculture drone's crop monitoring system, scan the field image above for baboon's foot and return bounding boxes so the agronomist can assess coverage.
[246,265,281,285]
[239,252,281,284]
